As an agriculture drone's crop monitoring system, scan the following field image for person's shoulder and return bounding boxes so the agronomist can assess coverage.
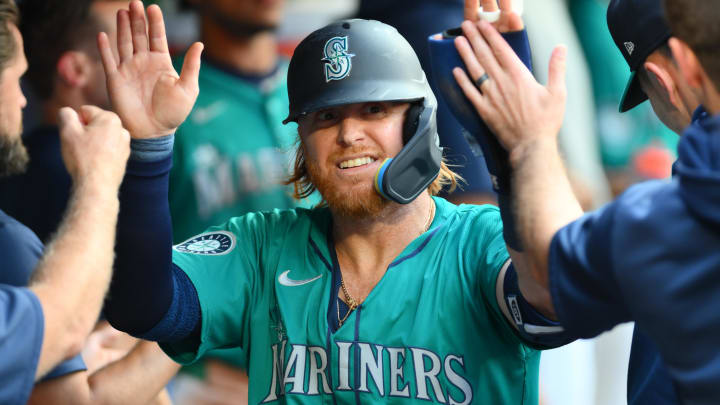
[611,179,681,227]
[437,197,501,227]
[0,210,41,251]
[225,206,329,235]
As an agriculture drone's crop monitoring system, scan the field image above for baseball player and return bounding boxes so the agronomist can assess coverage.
[0,1,132,403]
[101,0,574,403]
[452,0,720,403]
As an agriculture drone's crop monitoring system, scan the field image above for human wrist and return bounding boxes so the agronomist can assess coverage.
[72,175,122,206]
[508,137,558,171]
[130,133,174,162]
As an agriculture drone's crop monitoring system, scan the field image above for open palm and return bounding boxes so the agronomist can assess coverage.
[98,1,203,139]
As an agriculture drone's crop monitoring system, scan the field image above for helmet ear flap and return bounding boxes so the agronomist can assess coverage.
[402,102,425,144]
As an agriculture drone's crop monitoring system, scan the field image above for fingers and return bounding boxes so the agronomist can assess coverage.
[454,35,491,87]
[497,0,525,30]
[179,42,204,93]
[452,67,491,117]
[117,9,133,62]
[464,0,479,21]
[147,4,169,54]
[58,107,83,135]
[97,32,117,76]
[460,21,503,79]
[477,20,525,73]
[78,105,110,125]
[481,0,499,11]
[129,0,149,54]
[498,0,511,12]
[547,45,568,97]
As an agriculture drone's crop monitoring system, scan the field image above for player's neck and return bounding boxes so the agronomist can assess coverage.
[331,193,434,300]
[201,21,278,75]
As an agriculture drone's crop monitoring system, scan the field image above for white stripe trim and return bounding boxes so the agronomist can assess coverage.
[524,324,565,335]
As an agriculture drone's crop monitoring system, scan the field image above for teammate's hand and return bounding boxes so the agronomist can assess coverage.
[452,20,567,164]
[58,105,131,188]
[464,0,524,32]
[82,321,138,375]
[98,1,203,139]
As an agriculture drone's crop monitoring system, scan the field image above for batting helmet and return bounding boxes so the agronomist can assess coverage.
[283,19,442,205]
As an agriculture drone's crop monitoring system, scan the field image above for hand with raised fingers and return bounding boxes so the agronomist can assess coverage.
[464,0,523,33]
[452,20,567,162]
[98,1,203,139]
[58,105,131,190]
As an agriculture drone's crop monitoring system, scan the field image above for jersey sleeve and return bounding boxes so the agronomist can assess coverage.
[161,213,269,364]
[0,221,43,287]
[466,206,512,325]
[0,285,44,405]
[548,202,632,338]
[41,354,86,380]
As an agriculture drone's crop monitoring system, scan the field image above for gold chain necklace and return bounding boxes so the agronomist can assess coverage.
[336,201,435,327]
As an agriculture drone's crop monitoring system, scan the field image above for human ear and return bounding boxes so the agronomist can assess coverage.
[56,51,92,88]
[644,61,681,109]
[669,37,704,89]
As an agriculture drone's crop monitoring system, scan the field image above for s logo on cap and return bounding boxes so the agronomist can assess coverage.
[322,36,354,82]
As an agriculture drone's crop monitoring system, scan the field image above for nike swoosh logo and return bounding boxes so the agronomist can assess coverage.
[278,270,323,287]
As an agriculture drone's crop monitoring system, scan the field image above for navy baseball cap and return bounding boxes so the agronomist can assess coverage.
[607,0,672,112]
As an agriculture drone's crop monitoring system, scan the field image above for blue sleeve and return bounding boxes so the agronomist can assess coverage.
[502,264,575,349]
[105,136,201,343]
[0,285,44,405]
[548,202,632,338]
[42,354,86,381]
[0,219,43,287]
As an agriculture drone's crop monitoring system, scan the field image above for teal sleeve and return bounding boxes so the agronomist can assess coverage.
[463,206,512,329]
[162,214,266,364]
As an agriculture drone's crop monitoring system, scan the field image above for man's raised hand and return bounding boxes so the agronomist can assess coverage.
[98,1,203,139]
[58,106,130,190]
[452,20,567,160]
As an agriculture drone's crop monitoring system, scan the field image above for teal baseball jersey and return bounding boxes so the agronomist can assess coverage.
[164,197,539,404]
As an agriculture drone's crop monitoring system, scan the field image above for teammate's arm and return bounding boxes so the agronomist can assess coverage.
[29,106,130,378]
[453,15,580,319]
[28,340,179,405]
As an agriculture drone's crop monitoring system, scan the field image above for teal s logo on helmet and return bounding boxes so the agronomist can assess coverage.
[322,36,354,82]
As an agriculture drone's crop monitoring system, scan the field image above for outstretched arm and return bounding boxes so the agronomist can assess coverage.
[31,107,130,378]
[29,335,179,405]
[454,18,582,318]
[99,1,203,340]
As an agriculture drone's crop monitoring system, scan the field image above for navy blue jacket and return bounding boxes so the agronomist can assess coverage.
[550,109,720,405]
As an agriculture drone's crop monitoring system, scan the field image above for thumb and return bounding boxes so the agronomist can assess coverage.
[78,105,107,126]
[58,107,83,135]
[179,41,204,93]
[548,45,567,96]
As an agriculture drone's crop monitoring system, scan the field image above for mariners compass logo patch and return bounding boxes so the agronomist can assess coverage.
[173,231,236,255]
[322,36,354,82]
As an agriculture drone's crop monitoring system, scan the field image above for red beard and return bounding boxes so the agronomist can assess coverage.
[304,145,390,218]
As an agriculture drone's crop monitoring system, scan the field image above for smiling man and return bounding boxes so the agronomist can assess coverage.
[102,1,574,403]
